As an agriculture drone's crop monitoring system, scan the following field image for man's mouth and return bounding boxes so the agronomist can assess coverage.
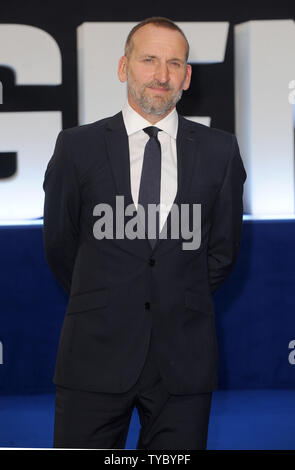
[148,86,170,93]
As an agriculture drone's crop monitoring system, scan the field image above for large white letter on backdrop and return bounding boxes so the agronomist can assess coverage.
[0,112,61,221]
[234,20,295,216]
[0,24,62,221]
[77,22,229,127]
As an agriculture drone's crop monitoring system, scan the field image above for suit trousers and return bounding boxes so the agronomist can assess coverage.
[53,331,212,450]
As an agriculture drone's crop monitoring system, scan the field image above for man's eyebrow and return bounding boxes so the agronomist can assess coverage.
[168,57,185,64]
[138,54,157,59]
[138,54,185,63]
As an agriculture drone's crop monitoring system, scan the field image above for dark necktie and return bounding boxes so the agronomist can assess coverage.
[138,126,162,249]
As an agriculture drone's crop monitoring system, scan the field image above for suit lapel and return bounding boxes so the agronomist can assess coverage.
[105,112,134,208]
[155,115,198,253]
[104,112,152,257]
[175,115,198,205]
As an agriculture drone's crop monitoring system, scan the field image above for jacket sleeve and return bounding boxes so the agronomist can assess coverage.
[207,135,247,293]
[42,130,81,295]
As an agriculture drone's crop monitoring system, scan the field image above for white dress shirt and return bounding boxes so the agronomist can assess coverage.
[122,101,178,231]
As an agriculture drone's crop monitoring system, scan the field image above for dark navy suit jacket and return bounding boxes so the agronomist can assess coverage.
[42,111,246,394]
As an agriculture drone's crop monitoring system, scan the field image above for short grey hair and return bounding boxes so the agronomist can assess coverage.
[124,17,189,62]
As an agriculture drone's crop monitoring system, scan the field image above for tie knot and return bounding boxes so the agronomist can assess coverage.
[143,126,161,139]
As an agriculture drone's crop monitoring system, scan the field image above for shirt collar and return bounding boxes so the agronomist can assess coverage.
[122,100,178,139]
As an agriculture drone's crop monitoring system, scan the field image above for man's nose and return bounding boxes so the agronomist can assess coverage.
[154,62,170,84]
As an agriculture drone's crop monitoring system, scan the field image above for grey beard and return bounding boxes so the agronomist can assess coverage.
[128,84,183,116]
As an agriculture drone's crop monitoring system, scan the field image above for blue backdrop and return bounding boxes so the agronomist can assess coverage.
[0,219,294,394]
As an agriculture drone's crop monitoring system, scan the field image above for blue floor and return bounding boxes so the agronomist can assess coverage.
[0,390,294,449]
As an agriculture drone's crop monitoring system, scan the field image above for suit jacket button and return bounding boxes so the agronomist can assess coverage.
[145,302,150,310]
[149,258,155,266]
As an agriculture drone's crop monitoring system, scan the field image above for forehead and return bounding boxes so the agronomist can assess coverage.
[130,24,187,58]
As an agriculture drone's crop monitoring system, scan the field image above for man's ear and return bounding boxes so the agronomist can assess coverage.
[183,64,192,91]
[118,56,128,83]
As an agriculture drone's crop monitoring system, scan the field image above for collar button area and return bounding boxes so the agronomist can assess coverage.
[144,302,151,310]
[149,258,156,266]
[143,126,161,139]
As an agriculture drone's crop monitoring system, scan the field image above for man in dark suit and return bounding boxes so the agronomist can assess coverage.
[43,17,246,450]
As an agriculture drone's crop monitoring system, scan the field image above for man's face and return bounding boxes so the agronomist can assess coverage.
[118,24,192,122]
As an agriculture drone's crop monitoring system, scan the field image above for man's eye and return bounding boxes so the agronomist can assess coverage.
[170,62,180,67]
[144,58,153,62]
